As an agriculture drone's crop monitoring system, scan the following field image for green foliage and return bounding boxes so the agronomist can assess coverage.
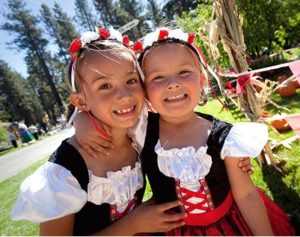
[236,0,300,57]
[0,60,43,124]
[162,0,199,20]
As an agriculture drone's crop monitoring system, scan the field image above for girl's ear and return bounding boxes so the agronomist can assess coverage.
[69,93,88,111]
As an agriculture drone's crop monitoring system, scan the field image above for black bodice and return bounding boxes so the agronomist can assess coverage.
[49,140,145,236]
[141,112,232,212]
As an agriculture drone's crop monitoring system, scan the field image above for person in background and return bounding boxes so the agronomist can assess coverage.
[41,113,49,133]
[7,125,18,148]
[18,121,34,144]
[28,123,39,140]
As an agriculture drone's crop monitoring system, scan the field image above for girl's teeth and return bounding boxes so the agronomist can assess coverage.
[167,94,185,101]
[116,106,134,114]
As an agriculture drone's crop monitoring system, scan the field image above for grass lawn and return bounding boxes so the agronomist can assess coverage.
[0,157,48,236]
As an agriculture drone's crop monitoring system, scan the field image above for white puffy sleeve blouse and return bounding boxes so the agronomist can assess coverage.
[11,161,143,223]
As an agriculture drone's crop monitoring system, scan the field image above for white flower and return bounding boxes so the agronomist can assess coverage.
[169,29,188,41]
[80,32,100,47]
[108,27,123,42]
[143,31,159,48]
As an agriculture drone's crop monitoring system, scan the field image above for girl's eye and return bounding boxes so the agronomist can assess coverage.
[99,83,112,90]
[179,71,191,77]
[153,75,165,81]
[127,78,138,85]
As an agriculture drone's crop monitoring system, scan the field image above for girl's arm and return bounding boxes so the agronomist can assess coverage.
[93,199,186,235]
[224,157,273,236]
[40,214,74,236]
[73,111,113,158]
[40,200,185,236]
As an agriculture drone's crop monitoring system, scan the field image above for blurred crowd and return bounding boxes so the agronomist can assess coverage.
[6,113,66,148]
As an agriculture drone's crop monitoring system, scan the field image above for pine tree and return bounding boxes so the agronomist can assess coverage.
[1,0,64,113]
[162,0,198,20]
[0,59,43,123]
[25,51,57,120]
[146,0,164,28]
[53,3,79,45]
[74,0,98,31]
[92,0,149,39]
[93,0,116,27]
[40,4,69,65]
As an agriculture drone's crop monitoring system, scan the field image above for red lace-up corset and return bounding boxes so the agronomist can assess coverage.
[175,179,233,226]
[176,178,214,213]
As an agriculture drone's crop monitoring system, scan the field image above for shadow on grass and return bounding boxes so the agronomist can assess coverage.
[261,163,300,234]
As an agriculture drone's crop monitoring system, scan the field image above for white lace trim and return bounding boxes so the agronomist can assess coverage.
[155,141,212,191]
[87,162,143,211]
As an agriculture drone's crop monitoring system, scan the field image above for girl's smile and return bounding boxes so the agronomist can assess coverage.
[164,93,188,102]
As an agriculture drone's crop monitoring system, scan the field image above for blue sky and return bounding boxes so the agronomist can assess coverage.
[0,0,78,77]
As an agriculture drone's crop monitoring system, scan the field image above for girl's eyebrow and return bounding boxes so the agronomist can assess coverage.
[92,75,113,83]
[145,63,194,75]
[127,70,138,75]
[92,70,137,83]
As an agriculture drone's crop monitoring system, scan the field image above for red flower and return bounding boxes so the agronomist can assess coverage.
[123,35,130,46]
[187,33,195,44]
[68,38,82,53]
[159,30,169,40]
[225,81,233,89]
[98,28,110,39]
[131,41,144,52]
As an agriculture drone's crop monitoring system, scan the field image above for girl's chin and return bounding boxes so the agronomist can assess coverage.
[112,114,139,127]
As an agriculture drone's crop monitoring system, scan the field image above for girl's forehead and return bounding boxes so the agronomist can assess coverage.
[143,43,200,68]
[83,50,136,73]
[147,43,197,60]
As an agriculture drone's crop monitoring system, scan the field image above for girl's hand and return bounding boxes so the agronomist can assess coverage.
[239,157,254,175]
[73,112,113,158]
[129,198,186,233]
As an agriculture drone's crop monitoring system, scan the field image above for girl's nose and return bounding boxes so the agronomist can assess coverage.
[117,87,132,102]
[167,76,180,90]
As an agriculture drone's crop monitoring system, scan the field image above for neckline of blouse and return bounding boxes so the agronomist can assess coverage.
[156,113,216,152]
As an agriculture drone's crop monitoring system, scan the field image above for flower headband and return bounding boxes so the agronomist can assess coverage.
[68,27,133,62]
[133,27,206,67]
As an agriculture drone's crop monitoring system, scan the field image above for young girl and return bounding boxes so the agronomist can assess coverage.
[11,28,186,235]
[136,27,295,236]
